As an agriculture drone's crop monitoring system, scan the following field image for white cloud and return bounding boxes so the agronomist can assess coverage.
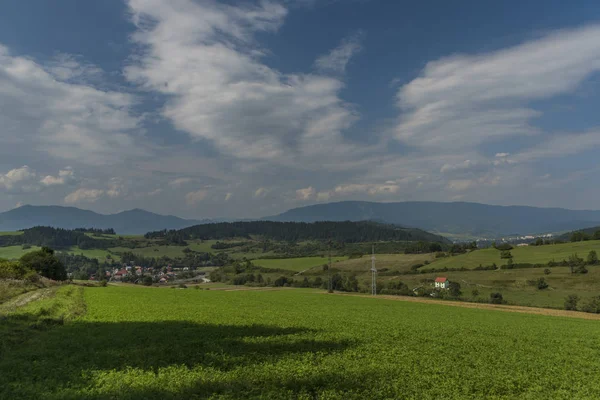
[314,32,363,74]
[295,186,316,201]
[185,189,209,205]
[514,131,600,161]
[316,191,330,202]
[64,188,104,204]
[395,25,600,151]
[254,187,268,198]
[169,177,193,188]
[0,166,37,191]
[148,188,163,196]
[495,153,510,158]
[224,192,233,202]
[125,0,359,165]
[107,178,125,198]
[333,182,400,196]
[40,167,75,186]
[0,44,142,165]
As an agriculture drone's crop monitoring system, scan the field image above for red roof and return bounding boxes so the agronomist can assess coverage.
[435,277,447,283]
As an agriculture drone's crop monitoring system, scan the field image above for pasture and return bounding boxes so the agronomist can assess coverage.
[0,245,42,260]
[429,240,600,269]
[1,286,600,399]
[335,253,434,273]
[253,256,347,272]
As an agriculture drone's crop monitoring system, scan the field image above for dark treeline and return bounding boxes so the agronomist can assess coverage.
[145,221,451,244]
[0,227,139,250]
[73,228,116,235]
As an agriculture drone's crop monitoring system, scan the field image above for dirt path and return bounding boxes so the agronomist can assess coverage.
[0,287,56,315]
[334,293,600,321]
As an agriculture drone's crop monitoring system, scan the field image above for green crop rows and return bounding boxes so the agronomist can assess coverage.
[1,286,600,399]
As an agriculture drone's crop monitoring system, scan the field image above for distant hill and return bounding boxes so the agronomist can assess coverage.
[0,205,208,234]
[145,220,451,244]
[265,201,600,238]
[557,226,600,241]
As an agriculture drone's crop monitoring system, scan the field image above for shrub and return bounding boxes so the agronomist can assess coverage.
[544,268,551,275]
[100,280,108,287]
[536,278,549,290]
[490,292,503,304]
[581,296,600,314]
[471,289,479,297]
[178,283,188,289]
[564,295,579,311]
[142,276,153,286]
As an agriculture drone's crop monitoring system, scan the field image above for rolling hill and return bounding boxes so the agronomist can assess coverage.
[0,205,207,234]
[265,201,600,238]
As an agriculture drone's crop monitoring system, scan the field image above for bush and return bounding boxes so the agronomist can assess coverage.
[581,296,600,314]
[564,295,579,311]
[544,268,551,275]
[100,280,107,287]
[536,278,549,290]
[490,292,503,304]
[178,283,188,289]
[471,289,479,297]
[142,276,153,286]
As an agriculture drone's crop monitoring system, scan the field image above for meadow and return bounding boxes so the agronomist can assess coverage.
[1,285,600,399]
[252,256,347,272]
[0,245,42,260]
[429,240,600,269]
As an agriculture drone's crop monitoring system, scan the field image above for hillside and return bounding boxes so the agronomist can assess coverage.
[145,220,451,244]
[266,201,600,238]
[558,226,600,241]
[0,205,207,234]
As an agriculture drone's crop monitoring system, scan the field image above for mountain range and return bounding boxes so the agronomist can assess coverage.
[3,201,600,238]
[0,205,209,234]
[265,201,600,238]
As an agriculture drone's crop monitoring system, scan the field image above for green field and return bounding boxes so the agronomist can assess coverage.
[429,240,600,269]
[1,286,600,399]
[335,253,434,273]
[0,231,23,236]
[0,245,42,260]
[252,256,347,272]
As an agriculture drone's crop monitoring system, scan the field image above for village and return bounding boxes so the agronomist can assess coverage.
[89,265,210,285]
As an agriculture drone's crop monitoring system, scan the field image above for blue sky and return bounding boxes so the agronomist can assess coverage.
[1,0,600,218]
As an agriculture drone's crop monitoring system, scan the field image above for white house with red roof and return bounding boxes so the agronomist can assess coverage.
[435,277,449,289]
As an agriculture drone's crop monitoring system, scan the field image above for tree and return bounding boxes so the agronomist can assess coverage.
[448,282,462,297]
[587,250,598,265]
[581,296,600,314]
[536,277,549,290]
[544,268,551,275]
[490,292,503,304]
[142,276,153,286]
[594,230,600,240]
[500,250,513,259]
[471,289,479,297]
[564,295,579,311]
[19,247,66,281]
[568,253,584,274]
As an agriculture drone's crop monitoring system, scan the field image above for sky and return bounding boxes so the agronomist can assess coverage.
[1,0,600,219]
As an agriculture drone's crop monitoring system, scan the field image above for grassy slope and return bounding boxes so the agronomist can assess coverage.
[0,245,42,260]
[252,256,347,272]
[2,287,600,399]
[335,253,435,273]
[429,240,600,269]
[381,266,600,309]
[0,231,23,236]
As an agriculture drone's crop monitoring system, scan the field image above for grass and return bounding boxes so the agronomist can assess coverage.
[429,240,600,269]
[2,287,600,398]
[0,285,85,357]
[335,253,435,273]
[67,247,120,261]
[0,245,42,260]
[0,231,23,236]
[252,256,347,272]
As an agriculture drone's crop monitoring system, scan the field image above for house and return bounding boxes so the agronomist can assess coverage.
[434,277,449,289]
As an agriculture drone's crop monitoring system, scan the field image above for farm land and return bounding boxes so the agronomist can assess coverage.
[1,285,600,399]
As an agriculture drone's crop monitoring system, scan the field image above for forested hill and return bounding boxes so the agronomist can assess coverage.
[145,221,451,244]
[265,201,600,237]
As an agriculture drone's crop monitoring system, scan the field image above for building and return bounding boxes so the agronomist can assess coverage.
[434,277,449,289]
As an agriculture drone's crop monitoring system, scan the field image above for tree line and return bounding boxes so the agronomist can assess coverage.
[145,221,450,244]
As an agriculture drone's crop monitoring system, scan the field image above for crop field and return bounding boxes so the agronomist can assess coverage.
[429,240,600,269]
[253,256,347,272]
[2,286,600,399]
[0,245,42,260]
[335,253,435,273]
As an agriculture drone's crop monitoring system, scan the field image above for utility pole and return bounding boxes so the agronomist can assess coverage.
[371,244,377,295]
[328,241,333,292]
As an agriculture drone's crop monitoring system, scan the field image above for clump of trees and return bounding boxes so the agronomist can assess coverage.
[0,248,66,281]
[489,292,504,304]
